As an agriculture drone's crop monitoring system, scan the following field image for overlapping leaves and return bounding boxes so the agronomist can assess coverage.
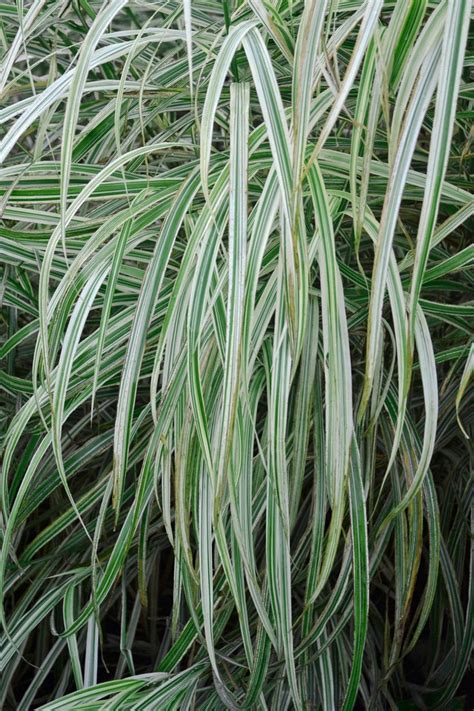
[1,1,472,709]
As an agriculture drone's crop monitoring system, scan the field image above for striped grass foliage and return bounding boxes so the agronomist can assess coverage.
[0,0,473,708]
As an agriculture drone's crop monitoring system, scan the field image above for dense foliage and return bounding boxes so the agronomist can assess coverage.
[0,0,473,708]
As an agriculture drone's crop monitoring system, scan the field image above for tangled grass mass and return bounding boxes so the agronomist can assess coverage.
[0,0,473,708]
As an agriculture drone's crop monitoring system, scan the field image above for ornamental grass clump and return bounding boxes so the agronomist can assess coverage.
[0,1,473,708]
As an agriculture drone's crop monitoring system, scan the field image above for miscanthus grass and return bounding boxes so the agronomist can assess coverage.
[0,1,473,708]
